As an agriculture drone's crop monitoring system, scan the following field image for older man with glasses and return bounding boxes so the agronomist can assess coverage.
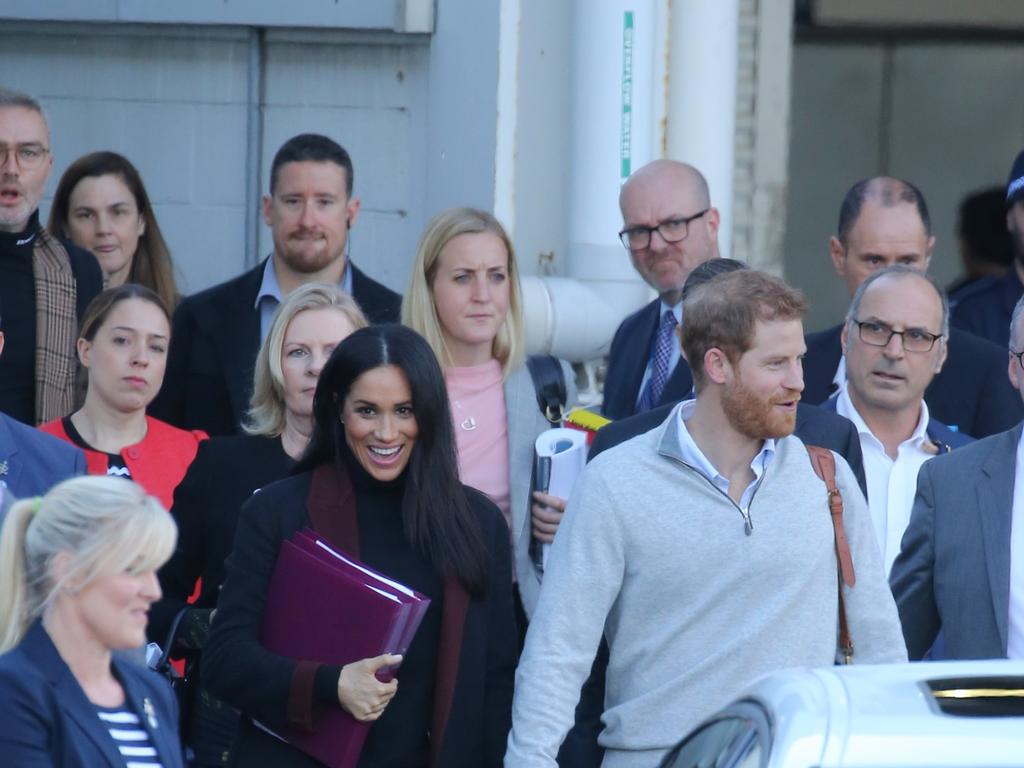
[821,265,972,576]
[601,159,721,420]
[0,87,101,426]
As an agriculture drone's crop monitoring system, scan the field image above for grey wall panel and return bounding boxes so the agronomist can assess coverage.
[784,44,885,330]
[888,44,1024,286]
[786,39,1024,332]
[258,39,431,293]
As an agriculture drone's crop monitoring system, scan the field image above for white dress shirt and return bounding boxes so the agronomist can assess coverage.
[1006,431,1024,658]
[674,399,776,513]
[835,383,935,575]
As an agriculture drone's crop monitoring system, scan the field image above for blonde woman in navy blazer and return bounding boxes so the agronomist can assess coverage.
[0,475,184,768]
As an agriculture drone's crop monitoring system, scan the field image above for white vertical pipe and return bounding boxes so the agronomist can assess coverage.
[668,0,739,259]
[493,0,520,231]
[564,0,662,355]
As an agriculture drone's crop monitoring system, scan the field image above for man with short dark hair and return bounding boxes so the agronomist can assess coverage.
[0,87,102,425]
[802,176,1022,438]
[601,160,721,419]
[153,133,401,435]
[825,266,971,575]
[508,270,905,767]
[951,149,1024,347]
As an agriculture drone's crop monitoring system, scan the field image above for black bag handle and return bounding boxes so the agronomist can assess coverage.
[526,355,567,427]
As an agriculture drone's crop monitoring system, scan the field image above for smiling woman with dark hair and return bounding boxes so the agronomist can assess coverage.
[204,324,516,768]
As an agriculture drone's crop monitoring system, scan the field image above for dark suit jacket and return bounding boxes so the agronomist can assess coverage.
[203,467,515,768]
[950,268,1023,349]
[890,424,1021,660]
[0,621,184,768]
[602,299,693,420]
[0,412,85,501]
[589,399,868,497]
[151,259,402,436]
[801,324,1023,439]
[150,434,293,644]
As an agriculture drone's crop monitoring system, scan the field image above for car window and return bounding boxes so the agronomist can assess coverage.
[661,717,754,768]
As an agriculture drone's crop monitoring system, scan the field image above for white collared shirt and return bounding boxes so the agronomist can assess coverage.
[835,382,934,575]
[633,301,684,410]
[1007,431,1024,658]
[674,399,776,512]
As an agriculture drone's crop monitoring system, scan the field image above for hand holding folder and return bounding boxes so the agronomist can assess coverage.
[257,528,430,768]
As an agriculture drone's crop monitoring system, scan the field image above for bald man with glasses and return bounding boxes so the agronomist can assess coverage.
[601,160,721,420]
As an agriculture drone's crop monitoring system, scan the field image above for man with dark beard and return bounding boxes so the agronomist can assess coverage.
[507,270,906,768]
[151,133,401,435]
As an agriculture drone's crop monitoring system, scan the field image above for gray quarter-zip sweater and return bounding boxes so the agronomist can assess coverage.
[506,403,907,768]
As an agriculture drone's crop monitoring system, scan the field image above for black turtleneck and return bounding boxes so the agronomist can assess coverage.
[0,211,41,424]
[315,446,443,768]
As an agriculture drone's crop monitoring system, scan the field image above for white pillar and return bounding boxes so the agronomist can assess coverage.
[557,0,665,359]
[667,0,739,260]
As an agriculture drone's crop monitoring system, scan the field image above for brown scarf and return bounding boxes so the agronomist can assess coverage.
[31,228,78,424]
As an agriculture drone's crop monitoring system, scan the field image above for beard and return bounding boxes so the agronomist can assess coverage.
[721,377,799,440]
[275,229,344,274]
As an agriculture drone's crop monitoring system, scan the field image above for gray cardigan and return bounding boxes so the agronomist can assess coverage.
[506,404,907,767]
[503,361,576,619]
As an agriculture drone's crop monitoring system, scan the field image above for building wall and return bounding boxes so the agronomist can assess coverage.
[785,38,1024,330]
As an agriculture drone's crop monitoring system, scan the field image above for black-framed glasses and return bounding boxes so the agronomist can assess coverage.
[1011,349,1024,369]
[618,208,710,251]
[854,320,943,352]
[0,143,50,170]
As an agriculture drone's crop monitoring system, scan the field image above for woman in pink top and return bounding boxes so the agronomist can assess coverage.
[403,207,576,632]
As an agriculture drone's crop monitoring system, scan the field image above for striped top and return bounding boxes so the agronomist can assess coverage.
[95,705,165,768]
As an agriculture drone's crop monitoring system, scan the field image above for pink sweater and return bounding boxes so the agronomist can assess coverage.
[446,360,511,528]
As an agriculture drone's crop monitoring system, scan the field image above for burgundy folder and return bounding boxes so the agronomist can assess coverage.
[257,528,431,767]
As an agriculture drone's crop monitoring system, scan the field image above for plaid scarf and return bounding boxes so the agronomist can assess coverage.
[32,228,78,424]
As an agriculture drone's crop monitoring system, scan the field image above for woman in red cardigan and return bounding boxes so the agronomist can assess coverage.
[40,284,206,510]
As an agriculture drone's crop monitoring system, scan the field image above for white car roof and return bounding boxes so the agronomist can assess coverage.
[740,661,1024,767]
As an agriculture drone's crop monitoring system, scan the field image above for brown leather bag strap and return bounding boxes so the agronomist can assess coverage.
[806,445,855,664]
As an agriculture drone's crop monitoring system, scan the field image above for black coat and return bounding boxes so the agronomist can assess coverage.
[801,324,1023,439]
[203,465,516,768]
[151,260,402,436]
[602,299,693,420]
[150,434,293,644]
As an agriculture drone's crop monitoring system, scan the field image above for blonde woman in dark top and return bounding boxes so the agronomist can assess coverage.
[0,475,184,768]
[150,282,366,766]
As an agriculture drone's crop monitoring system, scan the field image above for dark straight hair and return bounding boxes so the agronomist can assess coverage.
[295,324,489,596]
[270,133,354,197]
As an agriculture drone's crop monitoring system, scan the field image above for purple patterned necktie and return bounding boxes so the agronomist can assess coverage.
[638,309,678,412]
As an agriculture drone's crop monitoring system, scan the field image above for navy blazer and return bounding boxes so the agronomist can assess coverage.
[151,259,402,436]
[819,394,974,452]
[890,424,1021,660]
[950,268,1023,349]
[602,299,693,420]
[801,324,1023,439]
[0,621,184,768]
[0,412,85,502]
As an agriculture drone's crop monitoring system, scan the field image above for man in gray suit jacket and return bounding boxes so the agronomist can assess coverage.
[891,294,1024,659]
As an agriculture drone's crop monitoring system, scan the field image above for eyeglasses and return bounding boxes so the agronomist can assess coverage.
[853,320,943,352]
[0,144,50,171]
[618,208,710,251]
[1011,349,1024,369]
